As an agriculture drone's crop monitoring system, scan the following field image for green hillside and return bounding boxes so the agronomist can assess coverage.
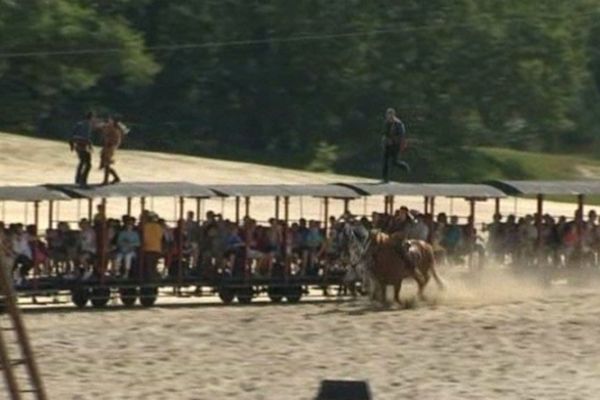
[474,147,600,204]
[475,147,600,181]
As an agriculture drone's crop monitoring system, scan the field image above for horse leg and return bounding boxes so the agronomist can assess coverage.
[393,280,402,305]
[381,283,389,305]
[416,273,429,301]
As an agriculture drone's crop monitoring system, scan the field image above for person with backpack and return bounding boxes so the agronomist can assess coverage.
[381,108,410,182]
[70,111,96,187]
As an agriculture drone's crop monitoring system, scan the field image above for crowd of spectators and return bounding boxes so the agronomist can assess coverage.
[0,206,595,286]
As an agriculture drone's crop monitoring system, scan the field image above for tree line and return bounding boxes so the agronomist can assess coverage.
[1,0,600,181]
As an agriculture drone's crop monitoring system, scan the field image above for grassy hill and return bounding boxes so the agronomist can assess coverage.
[475,147,600,181]
[474,147,600,204]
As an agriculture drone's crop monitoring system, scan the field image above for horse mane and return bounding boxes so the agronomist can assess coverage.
[369,230,389,244]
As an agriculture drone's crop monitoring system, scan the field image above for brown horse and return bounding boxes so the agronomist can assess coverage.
[367,232,444,304]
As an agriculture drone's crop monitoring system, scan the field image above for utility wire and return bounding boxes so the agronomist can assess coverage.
[0,10,594,59]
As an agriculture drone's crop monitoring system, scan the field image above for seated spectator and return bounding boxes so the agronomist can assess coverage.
[78,219,97,280]
[223,222,245,276]
[115,218,140,277]
[432,213,448,259]
[47,222,78,274]
[486,213,504,262]
[199,215,225,277]
[160,218,175,271]
[184,211,201,269]
[11,224,33,284]
[26,225,50,277]
[253,226,271,276]
[304,220,324,275]
[408,211,429,241]
[562,223,579,260]
[442,216,463,257]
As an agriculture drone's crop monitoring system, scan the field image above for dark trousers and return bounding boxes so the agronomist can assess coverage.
[382,144,409,181]
[142,252,161,282]
[75,149,92,185]
[13,255,33,279]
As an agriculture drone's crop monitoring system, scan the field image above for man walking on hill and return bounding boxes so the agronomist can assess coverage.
[70,111,96,187]
[381,108,410,182]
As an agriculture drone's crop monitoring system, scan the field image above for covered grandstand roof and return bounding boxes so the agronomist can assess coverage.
[47,182,217,199]
[8,180,598,202]
[487,180,600,196]
[340,182,506,198]
[209,184,359,199]
[0,186,71,202]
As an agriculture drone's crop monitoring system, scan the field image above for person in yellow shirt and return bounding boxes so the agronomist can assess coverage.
[141,212,164,280]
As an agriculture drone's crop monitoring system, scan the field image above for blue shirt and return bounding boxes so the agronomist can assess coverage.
[117,230,140,253]
[71,120,92,143]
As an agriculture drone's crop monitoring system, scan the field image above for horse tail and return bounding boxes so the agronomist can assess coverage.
[429,256,446,290]
[420,241,445,290]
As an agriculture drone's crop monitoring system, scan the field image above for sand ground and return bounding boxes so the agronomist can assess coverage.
[9,271,600,400]
[0,132,599,399]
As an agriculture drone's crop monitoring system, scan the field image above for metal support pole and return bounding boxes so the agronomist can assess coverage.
[284,197,290,280]
[343,199,350,214]
[275,196,280,220]
[495,198,501,216]
[536,194,544,250]
[87,199,93,221]
[48,201,54,229]
[468,199,476,268]
[76,200,82,221]
[430,196,436,216]
[178,197,185,291]
[577,194,585,248]
[235,197,241,224]
[126,197,132,216]
[323,197,330,234]
[244,196,250,218]
[100,198,108,284]
[196,198,201,223]
[173,198,177,222]
[33,201,40,228]
[139,197,146,284]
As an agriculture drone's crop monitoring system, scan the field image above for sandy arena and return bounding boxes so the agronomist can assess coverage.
[1,132,599,399]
